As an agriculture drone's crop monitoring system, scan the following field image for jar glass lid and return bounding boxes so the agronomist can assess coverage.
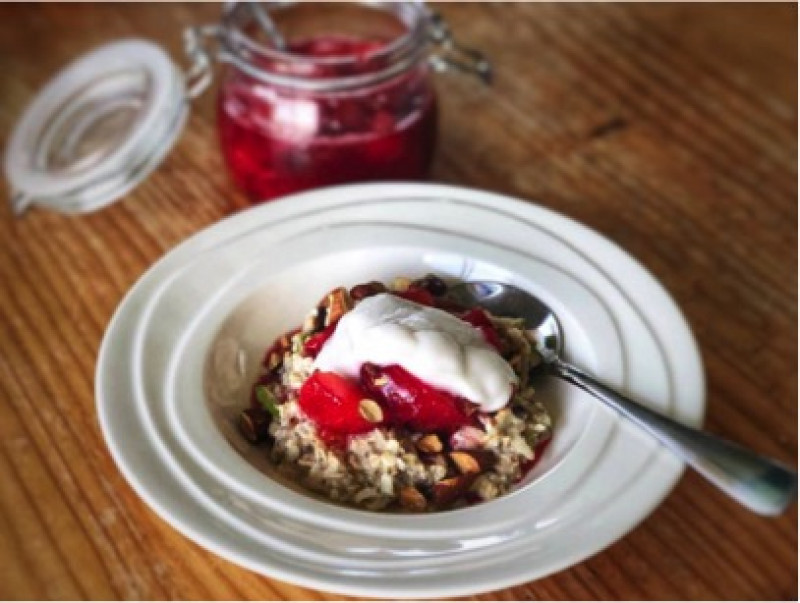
[4,39,189,215]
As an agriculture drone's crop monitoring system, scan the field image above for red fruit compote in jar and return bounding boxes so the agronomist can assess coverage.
[217,31,438,202]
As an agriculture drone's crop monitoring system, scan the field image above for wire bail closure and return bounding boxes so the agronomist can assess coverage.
[426,10,492,84]
[183,24,219,99]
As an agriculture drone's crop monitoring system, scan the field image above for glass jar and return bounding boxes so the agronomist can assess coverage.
[4,2,489,215]
[193,2,489,203]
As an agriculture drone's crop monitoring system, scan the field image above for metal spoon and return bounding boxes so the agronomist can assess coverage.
[448,281,797,516]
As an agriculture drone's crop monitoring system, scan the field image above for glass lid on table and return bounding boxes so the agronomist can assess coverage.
[4,2,490,216]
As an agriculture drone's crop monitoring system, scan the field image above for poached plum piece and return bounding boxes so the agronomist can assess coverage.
[298,371,379,438]
[298,363,475,439]
[360,363,475,434]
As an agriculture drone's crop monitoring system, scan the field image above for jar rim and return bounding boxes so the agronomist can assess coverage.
[217,1,432,92]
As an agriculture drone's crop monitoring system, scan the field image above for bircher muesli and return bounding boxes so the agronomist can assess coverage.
[239,275,552,512]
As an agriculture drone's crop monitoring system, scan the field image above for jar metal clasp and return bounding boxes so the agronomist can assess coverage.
[425,9,492,84]
[183,24,221,99]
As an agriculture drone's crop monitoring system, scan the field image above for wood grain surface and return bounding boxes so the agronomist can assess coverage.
[0,3,796,600]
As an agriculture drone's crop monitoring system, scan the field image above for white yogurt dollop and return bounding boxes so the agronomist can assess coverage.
[314,293,517,412]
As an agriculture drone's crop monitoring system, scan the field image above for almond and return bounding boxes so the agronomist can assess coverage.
[391,276,411,292]
[399,486,427,511]
[449,451,481,474]
[319,287,353,327]
[349,281,387,301]
[449,450,495,474]
[238,408,272,444]
[266,351,281,372]
[432,475,476,507]
[358,399,383,423]
[416,434,443,454]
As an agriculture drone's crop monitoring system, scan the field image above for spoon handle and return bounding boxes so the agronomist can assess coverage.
[550,359,797,516]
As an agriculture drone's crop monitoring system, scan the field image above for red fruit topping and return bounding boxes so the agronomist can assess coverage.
[217,35,437,203]
[360,363,473,434]
[460,308,502,351]
[303,321,339,358]
[298,371,378,438]
[394,287,436,307]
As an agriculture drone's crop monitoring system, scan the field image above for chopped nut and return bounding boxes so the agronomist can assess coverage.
[302,306,327,333]
[238,408,273,444]
[266,351,281,372]
[449,450,495,474]
[391,276,411,292]
[373,376,389,386]
[317,287,353,327]
[432,475,476,506]
[358,399,384,423]
[416,434,443,453]
[262,333,292,371]
[449,451,481,474]
[399,486,427,511]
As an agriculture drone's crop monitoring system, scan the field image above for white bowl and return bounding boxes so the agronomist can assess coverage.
[96,183,705,597]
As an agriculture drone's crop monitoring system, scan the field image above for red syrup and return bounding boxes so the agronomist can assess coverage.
[461,438,551,507]
[518,436,552,481]
[217,35,438,202]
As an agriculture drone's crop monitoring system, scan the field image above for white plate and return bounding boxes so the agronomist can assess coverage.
[96,183,705,598]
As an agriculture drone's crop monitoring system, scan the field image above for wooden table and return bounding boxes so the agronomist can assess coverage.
[0,3,796,600]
